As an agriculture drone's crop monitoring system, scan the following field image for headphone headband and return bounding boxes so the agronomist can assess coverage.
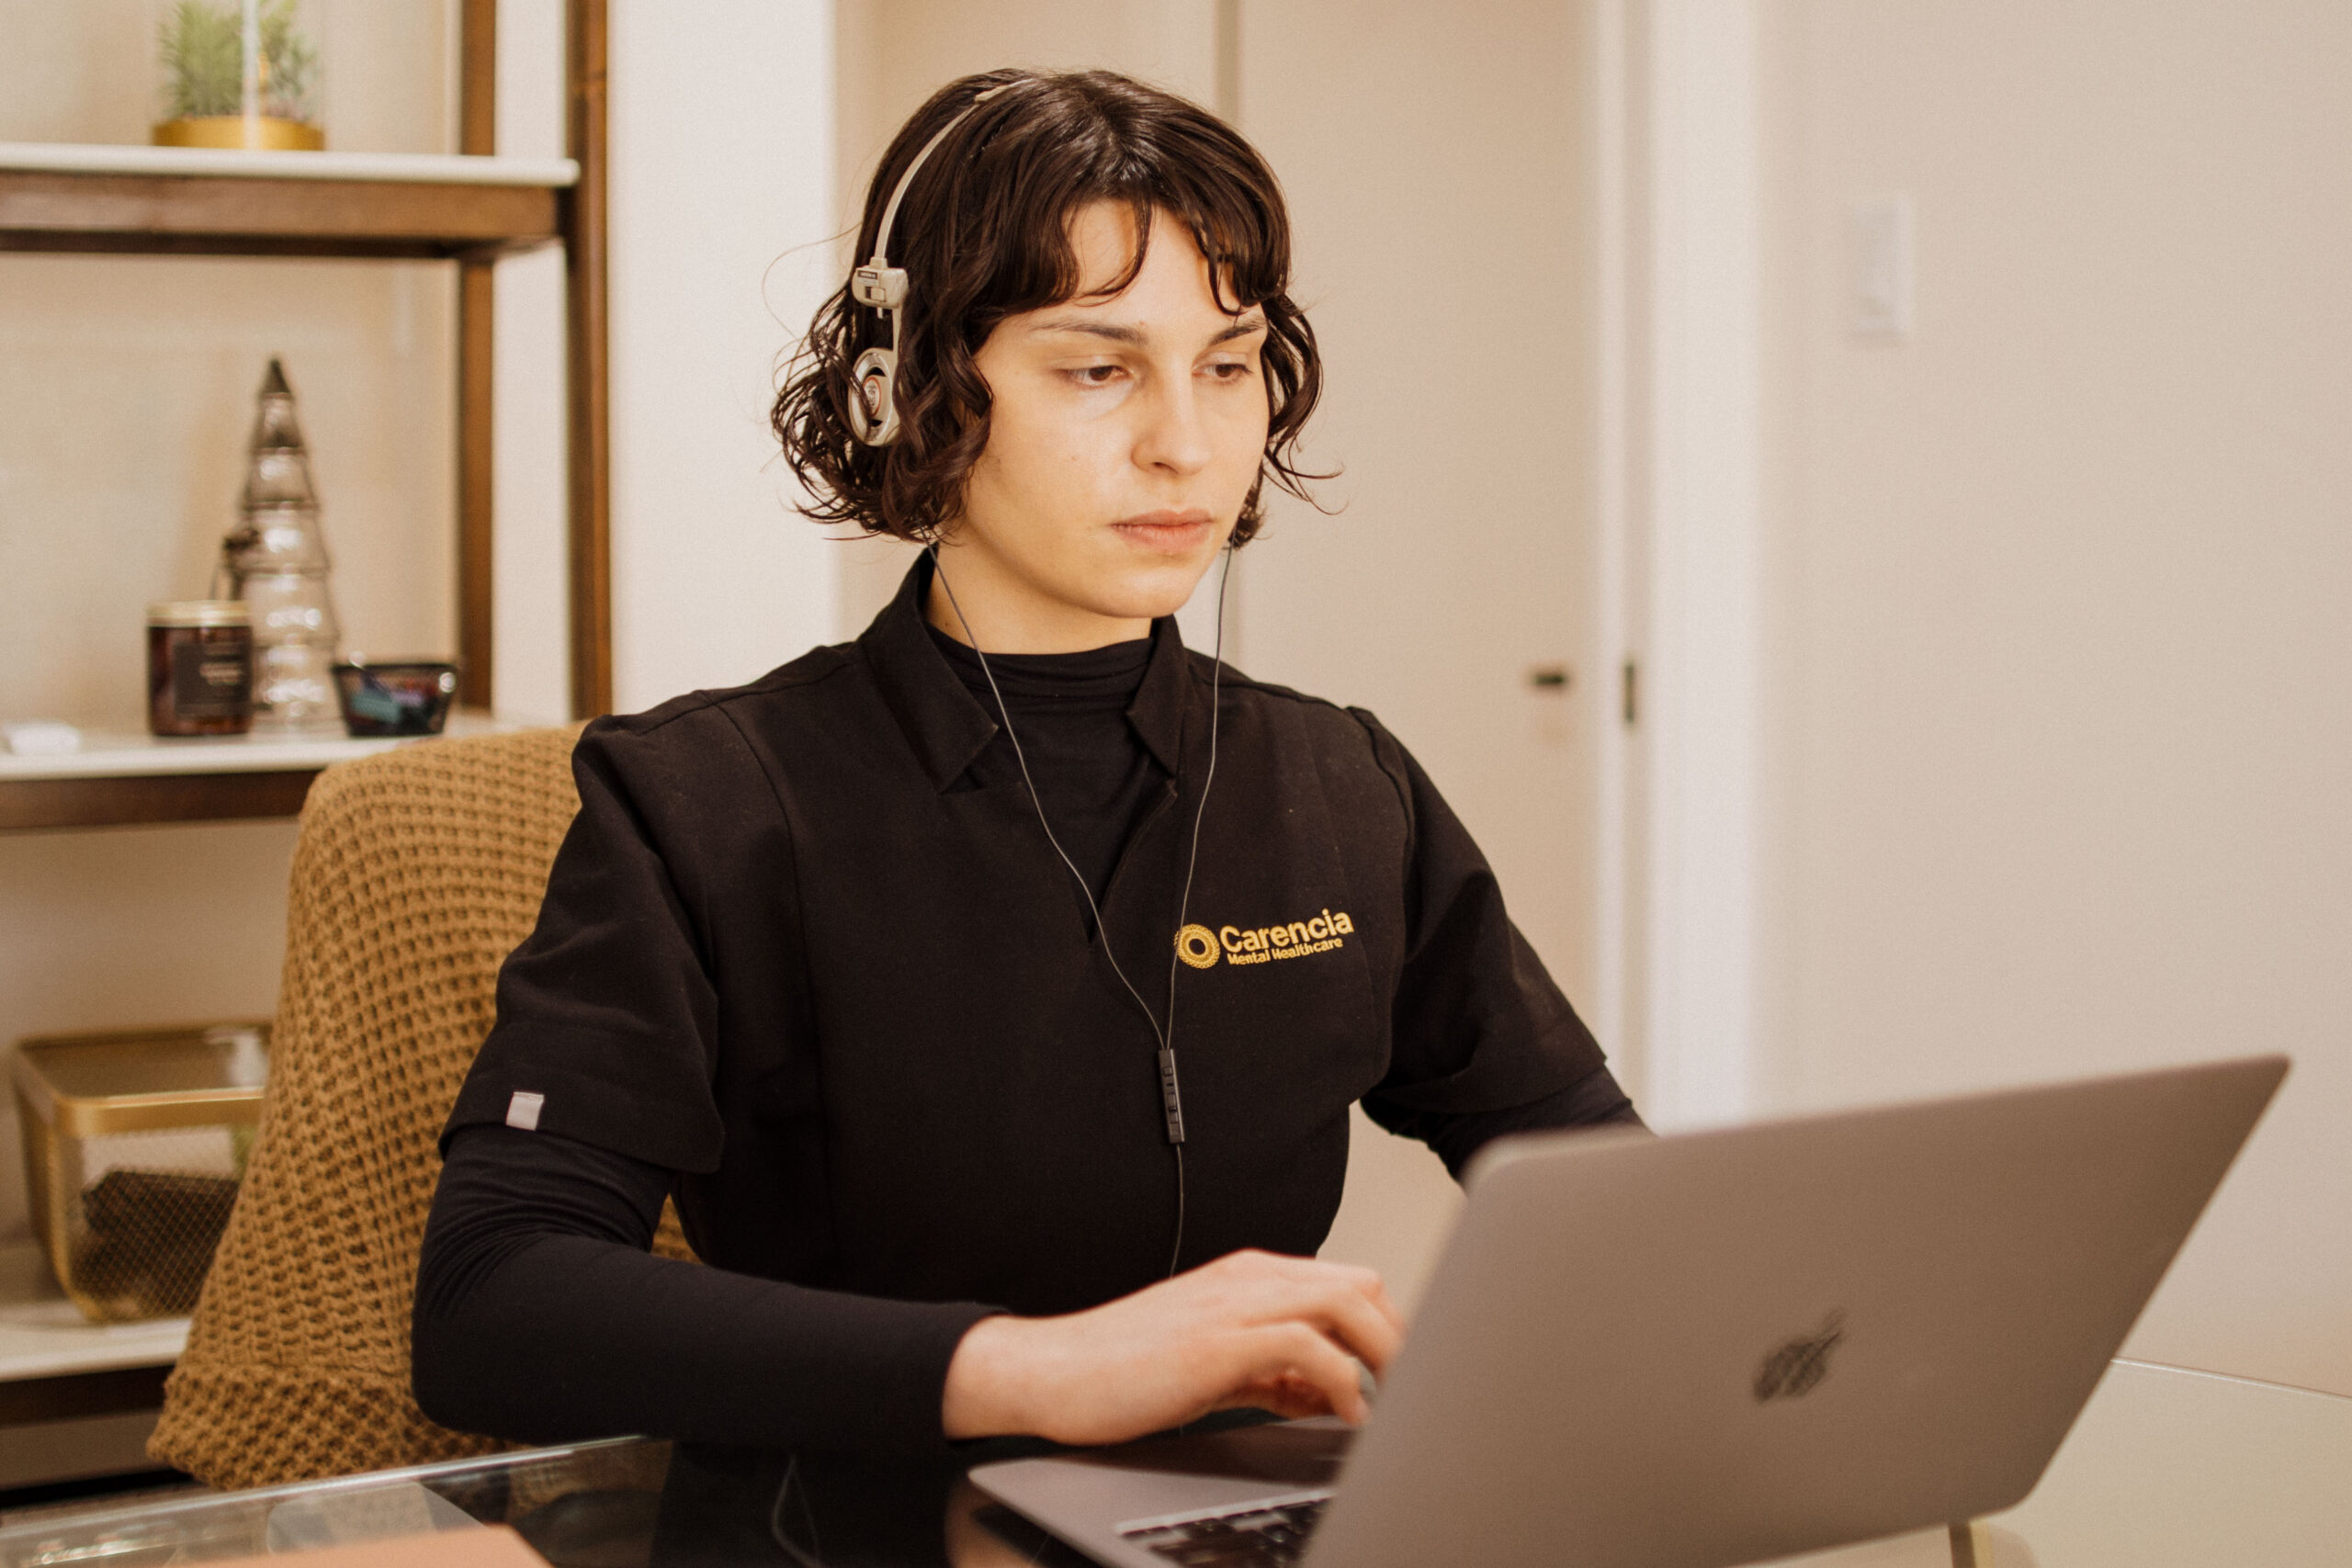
[845,83,1013,446]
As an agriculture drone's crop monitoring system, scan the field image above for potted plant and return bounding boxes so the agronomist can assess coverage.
[153,0,323,152]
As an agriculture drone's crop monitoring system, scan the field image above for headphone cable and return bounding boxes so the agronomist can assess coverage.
[930,542,1230,1278]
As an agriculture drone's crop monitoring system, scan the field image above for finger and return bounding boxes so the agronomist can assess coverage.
[1305,1280,1405,1374]
[1273,1287,1401,1377]
[1227,1322,1373,1424]
[1217,1374,1340,1422]
[1262,1255,1410,1340]
[1357,1272,1408,1337]
[1223,1270,1405,1375]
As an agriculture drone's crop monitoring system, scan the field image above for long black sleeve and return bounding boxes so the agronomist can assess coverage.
[1379,1064,1648,1181]
[412,1125,997,1455]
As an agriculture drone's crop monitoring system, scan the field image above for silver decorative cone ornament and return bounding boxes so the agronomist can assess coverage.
[220,358,341,727]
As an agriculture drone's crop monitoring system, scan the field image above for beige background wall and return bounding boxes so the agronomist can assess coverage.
[1749,0,2352,1393]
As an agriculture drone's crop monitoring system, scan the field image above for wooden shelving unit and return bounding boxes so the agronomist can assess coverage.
[0,144,575,260]
[0,0,609,837]
[0,1244,187,1489]
[0,3,608,1455]
[0,1245,187,1388]
[0,716,520,833]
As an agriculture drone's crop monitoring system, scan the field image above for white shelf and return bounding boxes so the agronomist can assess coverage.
[0,1245,184,1383]
[0,142,578,187]
[0,712,522,784]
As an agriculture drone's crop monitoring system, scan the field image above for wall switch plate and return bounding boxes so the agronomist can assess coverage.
[1850,195,1915,339]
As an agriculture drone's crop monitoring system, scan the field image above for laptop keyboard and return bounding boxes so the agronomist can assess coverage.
[1120,1495,1330,1566]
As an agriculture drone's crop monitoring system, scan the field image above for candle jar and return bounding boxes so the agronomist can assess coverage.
[148,602,254,737]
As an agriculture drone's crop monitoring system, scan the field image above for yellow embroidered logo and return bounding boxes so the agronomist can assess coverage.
[1215,909,1355,967]
[1174,924,1221,969]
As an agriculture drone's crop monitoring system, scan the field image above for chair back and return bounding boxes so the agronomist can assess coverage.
[151,726,588,1489]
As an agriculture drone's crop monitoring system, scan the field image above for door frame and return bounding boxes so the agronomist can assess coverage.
[1591,0,1764,1129]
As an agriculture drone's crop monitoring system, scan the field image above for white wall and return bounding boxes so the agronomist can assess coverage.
[486,0,572,725]
[1609,0,1766,1131]
[1739,0,2352,1394]
[606,0,842,712]
[426,0,853,721]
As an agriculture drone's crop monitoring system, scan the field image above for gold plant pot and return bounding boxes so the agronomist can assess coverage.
[153,116,325,152]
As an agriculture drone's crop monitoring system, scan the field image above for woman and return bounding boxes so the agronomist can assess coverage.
[413,68,1638,1457]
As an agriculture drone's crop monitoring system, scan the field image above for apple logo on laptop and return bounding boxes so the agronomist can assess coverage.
[1754,1312,1847,1402]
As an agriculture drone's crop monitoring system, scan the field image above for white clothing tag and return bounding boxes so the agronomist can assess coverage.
[505,1090,546,1132]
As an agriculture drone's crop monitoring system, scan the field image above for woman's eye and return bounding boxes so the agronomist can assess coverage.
[1205,359,1255,381]
[1066,364,1125,388]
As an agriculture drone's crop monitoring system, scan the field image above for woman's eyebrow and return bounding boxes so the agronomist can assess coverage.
[1028,314,1269,345]
[1033,319,1148,344]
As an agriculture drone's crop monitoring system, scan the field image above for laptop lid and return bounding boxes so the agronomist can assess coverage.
[1303,1055,2287,1568]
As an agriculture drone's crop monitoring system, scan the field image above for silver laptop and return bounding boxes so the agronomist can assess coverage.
[972,1055,2286,1568]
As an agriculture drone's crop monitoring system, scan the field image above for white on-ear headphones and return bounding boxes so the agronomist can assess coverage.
[845,83,1013,446]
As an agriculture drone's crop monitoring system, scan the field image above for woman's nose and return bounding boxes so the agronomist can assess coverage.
[1135,376,1213,476]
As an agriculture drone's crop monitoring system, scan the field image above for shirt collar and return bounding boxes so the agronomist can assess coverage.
[1127,606,1193,779]
[857,554,1197,792]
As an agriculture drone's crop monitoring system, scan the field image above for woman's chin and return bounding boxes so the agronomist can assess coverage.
[1086,557,1220,623]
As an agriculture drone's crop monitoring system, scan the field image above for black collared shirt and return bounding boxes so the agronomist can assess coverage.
[920,619,1162,908]
[424,558,1617,1449]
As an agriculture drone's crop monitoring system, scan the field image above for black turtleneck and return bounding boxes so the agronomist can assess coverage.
[922,618,1166,908]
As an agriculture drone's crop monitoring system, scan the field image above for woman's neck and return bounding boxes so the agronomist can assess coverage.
[922,550,1152,654]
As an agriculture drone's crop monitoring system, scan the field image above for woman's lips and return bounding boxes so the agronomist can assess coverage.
[1110,510,1216,553]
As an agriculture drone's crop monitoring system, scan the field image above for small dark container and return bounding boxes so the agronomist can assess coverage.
[148,601,254,736]
[331,659,458,737]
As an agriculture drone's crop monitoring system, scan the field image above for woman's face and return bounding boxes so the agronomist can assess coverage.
[934,202,1272,650]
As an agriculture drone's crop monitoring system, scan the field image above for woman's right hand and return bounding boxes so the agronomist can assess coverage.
[941,1248,1406,1446]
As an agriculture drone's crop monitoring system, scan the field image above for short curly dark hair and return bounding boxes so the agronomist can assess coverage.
[773,69,1324,546]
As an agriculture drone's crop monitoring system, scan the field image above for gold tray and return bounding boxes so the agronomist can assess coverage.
[14,1023,270,1137]
[12,1022,271,1323]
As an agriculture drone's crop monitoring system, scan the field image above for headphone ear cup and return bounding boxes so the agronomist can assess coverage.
[848,346,901,446]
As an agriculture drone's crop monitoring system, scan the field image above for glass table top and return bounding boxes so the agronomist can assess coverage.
[0,1359,2342,1567]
